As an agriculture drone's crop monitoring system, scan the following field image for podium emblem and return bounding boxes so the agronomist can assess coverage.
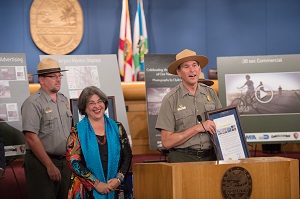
[221,166,252,199]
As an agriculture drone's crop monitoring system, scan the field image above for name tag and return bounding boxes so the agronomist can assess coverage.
[45,108,52,113]
[177,105,186,111]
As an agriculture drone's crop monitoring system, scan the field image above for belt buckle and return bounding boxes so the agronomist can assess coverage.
[196,150,204,158]
[57,155,64,160]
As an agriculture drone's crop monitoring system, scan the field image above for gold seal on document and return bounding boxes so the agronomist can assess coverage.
[30,0,84,55]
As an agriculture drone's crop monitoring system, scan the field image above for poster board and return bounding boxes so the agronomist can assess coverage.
[40,54,131,141]
[144,54,181,150]
[217,54,300,143]
[0,53,29,157]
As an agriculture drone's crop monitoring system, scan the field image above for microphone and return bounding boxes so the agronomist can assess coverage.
[197,115,219,163]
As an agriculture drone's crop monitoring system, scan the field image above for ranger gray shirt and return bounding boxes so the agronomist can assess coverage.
[21,88,72,155]
[155,82,222,150]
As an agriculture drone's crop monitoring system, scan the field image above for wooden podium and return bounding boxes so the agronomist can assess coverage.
[133,157,299,199]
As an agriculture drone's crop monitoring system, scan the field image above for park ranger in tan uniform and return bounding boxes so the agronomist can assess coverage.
[155,49,222,163]
[22,58,72,199]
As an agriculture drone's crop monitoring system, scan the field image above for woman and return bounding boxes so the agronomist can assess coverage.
[66,86,132,199]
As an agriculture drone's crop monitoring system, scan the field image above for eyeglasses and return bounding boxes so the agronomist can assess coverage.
[88,100,104,108]
[43,74,63,80]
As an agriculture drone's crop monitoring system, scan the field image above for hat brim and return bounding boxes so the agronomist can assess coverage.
[198,79,214,86]
[168,55,208,75]
[34,69,68,76]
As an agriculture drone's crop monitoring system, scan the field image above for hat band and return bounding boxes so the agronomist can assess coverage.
[37,68,63,74]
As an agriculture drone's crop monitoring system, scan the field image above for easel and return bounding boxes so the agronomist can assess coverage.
[248,143,287,157]
[5,158,24,199]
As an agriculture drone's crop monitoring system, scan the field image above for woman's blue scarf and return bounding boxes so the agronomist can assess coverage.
[77,115,120,199]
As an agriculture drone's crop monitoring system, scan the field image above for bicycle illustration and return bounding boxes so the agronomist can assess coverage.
[230,88,259,113]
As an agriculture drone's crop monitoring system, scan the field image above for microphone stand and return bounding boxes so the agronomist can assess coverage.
[197,115,220,164]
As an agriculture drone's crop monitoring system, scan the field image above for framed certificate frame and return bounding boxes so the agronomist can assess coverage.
[106,96,117,121]
[70,96,117,126]
[205,106,250,161]
[70,98,80,126]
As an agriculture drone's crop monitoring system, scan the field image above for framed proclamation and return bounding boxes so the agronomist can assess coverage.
[205,106,250,160]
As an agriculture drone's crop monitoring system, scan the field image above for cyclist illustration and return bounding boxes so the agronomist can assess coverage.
[231,75,258,113]
[257,81,265,91]
[256,81,265,98]
[278,85,282,95]
[238,75,255,103]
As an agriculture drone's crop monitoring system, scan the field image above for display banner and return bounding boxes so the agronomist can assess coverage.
[144,54,181,150]
[40,54,131,141]
[217,54,300,143]
[0,53,29,157]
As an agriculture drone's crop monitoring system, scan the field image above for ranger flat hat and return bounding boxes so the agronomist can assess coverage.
[198,72,214,86]
[167,49,208,75]
[34,58,68,75]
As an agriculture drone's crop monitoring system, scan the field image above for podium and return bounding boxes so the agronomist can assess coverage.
[133,157,299,199]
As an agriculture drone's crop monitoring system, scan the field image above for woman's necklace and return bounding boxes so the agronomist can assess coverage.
[90,119,106,145]
[97,134,106,145]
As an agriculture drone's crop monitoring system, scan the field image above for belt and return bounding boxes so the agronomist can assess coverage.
[47,154,66,160]
[171,147,214,158]
[27,150,66,160]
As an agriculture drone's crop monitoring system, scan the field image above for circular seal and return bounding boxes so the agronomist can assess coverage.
[30,0,83,55]
[221,166,252,199]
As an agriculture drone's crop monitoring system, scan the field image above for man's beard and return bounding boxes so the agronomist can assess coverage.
[50,88,59,93]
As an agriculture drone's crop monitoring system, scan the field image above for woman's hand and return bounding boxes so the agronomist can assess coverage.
[95,181,111,194]
[107,178,121,191]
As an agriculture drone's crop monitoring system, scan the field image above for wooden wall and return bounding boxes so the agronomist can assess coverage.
[122,82,156,155]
